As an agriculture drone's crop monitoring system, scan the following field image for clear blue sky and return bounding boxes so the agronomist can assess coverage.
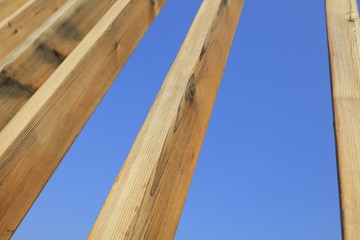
[13,0,341,239]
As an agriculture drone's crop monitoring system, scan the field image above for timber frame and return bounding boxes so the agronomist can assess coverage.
[0,0,168,238]
[0,0,359,239]
[0,0,243,239]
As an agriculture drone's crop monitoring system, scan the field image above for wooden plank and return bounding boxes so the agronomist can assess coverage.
[326,0,360,239]
[0,0,118,132]
[0,0,167,238]
[0,0,30,22]
[88,0,243,239]
[0,0,68,61]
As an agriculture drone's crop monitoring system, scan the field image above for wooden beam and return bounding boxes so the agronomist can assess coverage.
[0,0,68,60]
[0,0,29,22]
[88,0,243,239]
[0,0,167,238]
[326,0,360,239]
[0,0,118,130]
[0,0,78,131]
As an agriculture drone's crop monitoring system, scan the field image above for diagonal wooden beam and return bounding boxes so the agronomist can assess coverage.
[0,0,68,60]
[0,0,79,132]
[0,0,118,131]
[0,0,167,238]
[0,0,29,22]
[326,0,360,239]
[88,0,244,239]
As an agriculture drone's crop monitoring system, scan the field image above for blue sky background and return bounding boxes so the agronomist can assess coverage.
[13,0,342,239]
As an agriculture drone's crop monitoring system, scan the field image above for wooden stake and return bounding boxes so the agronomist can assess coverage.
[326,0,360,239]
[0,0,167,238]
[88,0,244,239]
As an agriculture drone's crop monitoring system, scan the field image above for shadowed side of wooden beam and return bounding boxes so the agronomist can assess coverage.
[0,0,118,132]
[0,0,167,239]
[0,73,33,130]
[88,0,244,239]
[0,0,29,22]
[0,0,68,61]
[326,0,360,239]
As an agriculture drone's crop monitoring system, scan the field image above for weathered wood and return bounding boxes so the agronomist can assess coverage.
[0,76,33,130]
[0,0,68,60]
[0,0,118,131]
[88,0,243,239]
[0,0,167,238]
[0,0,78,131]
[326,0,360,239]
[0,0,29,22]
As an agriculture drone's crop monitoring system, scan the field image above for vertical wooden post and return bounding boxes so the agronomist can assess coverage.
[326,0,360,239]
[88,0,244,239]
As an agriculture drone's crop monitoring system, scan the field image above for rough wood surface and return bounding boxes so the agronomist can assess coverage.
[0,76,32,130]
[0,0,78,131]
[0,0,29,22]
[326,0,360,239]
[0,0,167,238]
[88,1,243,239]
[0,0,68,60]
[0,0,117,131]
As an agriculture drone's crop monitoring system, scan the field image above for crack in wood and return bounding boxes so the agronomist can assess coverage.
[52,48,66,62]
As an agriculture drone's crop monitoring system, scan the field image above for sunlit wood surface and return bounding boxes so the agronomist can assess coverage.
[0,0,167,238]
[326,0,360,239]
[88,0,244,239]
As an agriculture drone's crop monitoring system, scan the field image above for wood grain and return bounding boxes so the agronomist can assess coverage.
[0,0,68,61]
[0,0,78,132]
[0,0,29,22]
[326,0,360,239]
[0,0,167,238]
[0,0,119,90]
[0,0,118,132]
[0,75,33,130]
[88,0,243,239]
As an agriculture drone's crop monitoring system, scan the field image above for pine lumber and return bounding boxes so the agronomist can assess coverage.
[0,0,68,60]
[0,0,119,131]
[0,0,167,238]
[0,0,29,22]
[0,0,79,131]
[88,0,244,239]
[326,0,360,239]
